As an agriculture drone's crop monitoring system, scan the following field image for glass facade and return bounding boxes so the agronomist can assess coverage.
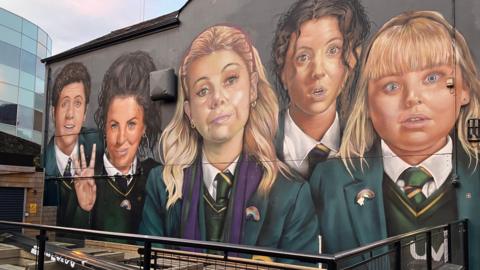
[0,8,51,144]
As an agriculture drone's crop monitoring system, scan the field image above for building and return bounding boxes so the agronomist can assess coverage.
[0,7,51,234]
[0,7,52,145]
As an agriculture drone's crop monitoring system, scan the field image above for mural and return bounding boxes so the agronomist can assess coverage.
[43,0,480,267]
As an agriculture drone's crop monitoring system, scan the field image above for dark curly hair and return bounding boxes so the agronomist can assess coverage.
[51,62,91,107]
[94,51,160,157]
[272,0,371,110]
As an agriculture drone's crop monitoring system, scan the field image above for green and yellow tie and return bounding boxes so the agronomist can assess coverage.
[400,166,433,205]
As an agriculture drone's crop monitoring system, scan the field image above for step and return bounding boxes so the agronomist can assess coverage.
[0,264,24,270]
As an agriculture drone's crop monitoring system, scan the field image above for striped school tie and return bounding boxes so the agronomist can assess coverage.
[400,166,433,205]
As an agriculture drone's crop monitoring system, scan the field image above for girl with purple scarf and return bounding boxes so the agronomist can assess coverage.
[139,25,318,261]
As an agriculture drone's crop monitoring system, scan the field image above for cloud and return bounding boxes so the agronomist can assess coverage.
[1,0,187,54]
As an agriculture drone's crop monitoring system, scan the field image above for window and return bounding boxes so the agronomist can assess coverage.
[34,93,44,112]
[36,42,47,59]
[34,109,42,131]
[37,28,47,46]
[20,50,36,75]
[35,77,44,94]
[0,100,17,126]
[17,104,34,130]
[21,19,37,40]
[19,71,35,91]
[0,41,20,69]
[0,63,19,85]
[0,82,19,104]
[18,88,34,108]
[0,8,22,31]
[0,25,21,47]
[21,34,36,55]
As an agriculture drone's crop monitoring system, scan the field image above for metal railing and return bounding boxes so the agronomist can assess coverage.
[0,219,468,270]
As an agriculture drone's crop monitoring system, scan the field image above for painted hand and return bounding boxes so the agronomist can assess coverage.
[73,144,97,211]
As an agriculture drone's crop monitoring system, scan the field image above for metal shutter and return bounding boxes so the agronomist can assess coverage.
[0,187,24,233]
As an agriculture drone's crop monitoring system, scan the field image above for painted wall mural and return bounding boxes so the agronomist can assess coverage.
[43,0,480,268]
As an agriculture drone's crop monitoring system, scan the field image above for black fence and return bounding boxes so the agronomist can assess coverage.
[0,219,468,270]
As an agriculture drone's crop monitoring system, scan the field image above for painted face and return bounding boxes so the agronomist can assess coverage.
[368,65,470,158]
[54,82,86,155]
[184,49,256,146]
[282,16,347,117]
[105,96,145,174]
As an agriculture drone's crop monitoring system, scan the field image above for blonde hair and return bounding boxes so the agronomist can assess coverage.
[160,25,288,208]
[340,10,480,170]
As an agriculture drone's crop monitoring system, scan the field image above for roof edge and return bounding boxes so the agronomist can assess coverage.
[42,10,180,64]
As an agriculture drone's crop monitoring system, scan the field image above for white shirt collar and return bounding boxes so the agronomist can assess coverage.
[103,153,137,186]
[202,151,239,200]
[382,137,452,191]
[55,141,78,176]
[283,109,340,174]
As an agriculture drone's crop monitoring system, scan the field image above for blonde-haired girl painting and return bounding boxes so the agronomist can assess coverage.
[140,25,318,260]
[310,11,480,268]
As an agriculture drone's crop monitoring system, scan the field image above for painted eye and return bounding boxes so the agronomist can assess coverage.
[384,82,399,92]
[127,121,136,129]
[225,75,238,86]
[110,123,118,129]
[197,87,209,97]
[424,73,440,84]
[296,53,310,63]
[74,100,82,108]
[327,45,341,56]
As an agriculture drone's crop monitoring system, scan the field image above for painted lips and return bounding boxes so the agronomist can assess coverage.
[211,113,232,124]
[400,114,431,128]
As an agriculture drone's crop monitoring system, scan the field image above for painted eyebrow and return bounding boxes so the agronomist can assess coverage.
[192,63,241,88]
[295,37,343,51]
[222,62,240,72]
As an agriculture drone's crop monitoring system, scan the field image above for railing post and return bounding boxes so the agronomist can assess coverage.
[394,241,402,270]
[463,220,469,269]
[447,224,452,263]
[143,241,152,270]
[426,231,432,270]
[36,229,47,270]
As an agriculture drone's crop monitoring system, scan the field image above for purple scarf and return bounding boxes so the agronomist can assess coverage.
[180,153,262,249]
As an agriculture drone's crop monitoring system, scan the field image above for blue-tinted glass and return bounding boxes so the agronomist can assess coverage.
[37,42,46,59]
[18,88,34,108]
[0,100,17,126]
[0,8,22,32]
[17,105,34,130]
[0,82,19,104]
[34,93,44,112]
[19,71,35,91]
[21,35,36,55]
[22,19,37,40]
[0,41,20,69]
[36,57,45,78]
[0,122,16,136]
[0,64,19,85]
[20,50,36,75]
[0,25,21,47]
[32,130,42,144]
[47,36,52,53]
[17,127,34,141]
[34,109,42,131]
[37,28,47,46]
[35,77,44,94]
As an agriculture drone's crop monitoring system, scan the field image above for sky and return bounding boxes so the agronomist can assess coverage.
[0,0,188,55]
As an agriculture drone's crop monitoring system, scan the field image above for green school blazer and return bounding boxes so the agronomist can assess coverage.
[140,164,320,259]
[44,127,103,230]
[309,141,480,269]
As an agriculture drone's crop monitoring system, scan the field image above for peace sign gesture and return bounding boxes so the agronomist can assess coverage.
[73,144,97,211]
